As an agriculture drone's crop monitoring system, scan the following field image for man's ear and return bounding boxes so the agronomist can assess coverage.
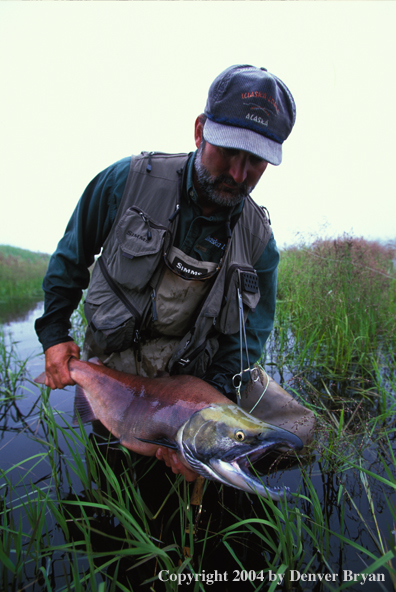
[194,115,204,149]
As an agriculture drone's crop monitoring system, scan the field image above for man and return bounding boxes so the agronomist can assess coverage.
[35,64,296,480]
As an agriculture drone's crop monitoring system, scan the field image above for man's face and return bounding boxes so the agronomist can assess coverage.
[194,125,269,208]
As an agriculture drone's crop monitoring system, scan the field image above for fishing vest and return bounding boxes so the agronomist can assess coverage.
[84,152,272,377]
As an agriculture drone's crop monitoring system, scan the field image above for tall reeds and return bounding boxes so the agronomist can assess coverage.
[273,235,396,374]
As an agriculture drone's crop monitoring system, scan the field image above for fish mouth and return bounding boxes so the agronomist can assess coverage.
[179,406,304,501]
[210,439,300,501]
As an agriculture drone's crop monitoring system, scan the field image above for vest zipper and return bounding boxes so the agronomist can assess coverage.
[151,288,158,321]
[130,207,168,239]
[134,329,142,362]
[139,212,152,241]
[177,340,206,369]
[168,204,180,222]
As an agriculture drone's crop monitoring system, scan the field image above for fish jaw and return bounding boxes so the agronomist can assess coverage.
[210,449,290,501]
[177,404,303,501]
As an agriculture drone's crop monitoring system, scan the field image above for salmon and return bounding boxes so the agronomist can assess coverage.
[35,358,303,500]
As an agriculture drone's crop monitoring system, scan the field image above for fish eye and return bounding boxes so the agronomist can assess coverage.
[235,430,245,442]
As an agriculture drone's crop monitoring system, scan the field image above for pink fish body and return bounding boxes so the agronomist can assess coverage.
[35,358,303,499]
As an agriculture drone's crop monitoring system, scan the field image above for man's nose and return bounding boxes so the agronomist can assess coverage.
[228,155,249,184]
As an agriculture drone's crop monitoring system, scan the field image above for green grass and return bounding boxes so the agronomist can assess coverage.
[1,235,396,590]
[272,235,396,375]
[0,245,50,303]
[0,347,395,590]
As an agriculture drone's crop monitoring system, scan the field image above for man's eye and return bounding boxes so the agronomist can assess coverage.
[222,148,239,157]
[249,154,265,166]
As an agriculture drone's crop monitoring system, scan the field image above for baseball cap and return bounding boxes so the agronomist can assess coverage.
[203,64,296,166]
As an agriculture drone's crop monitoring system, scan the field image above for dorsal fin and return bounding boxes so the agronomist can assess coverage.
[88,357,105,366]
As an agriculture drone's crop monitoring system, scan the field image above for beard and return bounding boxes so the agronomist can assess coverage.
[194,142,253,208]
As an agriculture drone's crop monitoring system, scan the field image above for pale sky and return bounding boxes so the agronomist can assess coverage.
[1,2,395,254]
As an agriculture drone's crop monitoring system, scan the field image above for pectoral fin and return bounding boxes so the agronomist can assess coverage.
[136,436,178,450]
[73,385,97,424]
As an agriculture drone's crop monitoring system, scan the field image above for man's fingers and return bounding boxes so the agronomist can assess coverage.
[44,341,80,390]
[156,448,199,482]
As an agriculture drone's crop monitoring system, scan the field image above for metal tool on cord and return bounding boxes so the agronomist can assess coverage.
[232,271,260,404]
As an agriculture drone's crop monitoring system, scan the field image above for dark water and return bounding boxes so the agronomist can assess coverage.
[1,303,395,591]
[0,301,79,485]
[2,301,44,358]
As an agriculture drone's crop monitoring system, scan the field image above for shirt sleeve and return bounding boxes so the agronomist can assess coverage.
[34,158,130,351]
[202,233,279,400]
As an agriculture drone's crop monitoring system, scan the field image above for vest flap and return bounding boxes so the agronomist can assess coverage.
[115,207,167,257]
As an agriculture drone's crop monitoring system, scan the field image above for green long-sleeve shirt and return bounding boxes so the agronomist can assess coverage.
[35,152,279,397]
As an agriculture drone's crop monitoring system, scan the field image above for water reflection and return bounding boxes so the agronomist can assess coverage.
[0,297,46,326]
[1,301,43,359]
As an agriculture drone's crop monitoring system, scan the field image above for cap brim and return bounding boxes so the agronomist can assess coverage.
[203,119,282,166]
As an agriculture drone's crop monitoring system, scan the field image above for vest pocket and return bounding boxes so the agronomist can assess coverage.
[84,297,137,354]
[84,262,150,354]
[109,207,167,291]
[218,265,261,335]
[171,335,220,377]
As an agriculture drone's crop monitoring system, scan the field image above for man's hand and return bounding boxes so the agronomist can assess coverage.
[44,341,80,390]
[156,447,199,482]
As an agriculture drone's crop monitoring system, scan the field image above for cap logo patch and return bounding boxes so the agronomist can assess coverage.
[241,91,280,114]
[243,102,271,117]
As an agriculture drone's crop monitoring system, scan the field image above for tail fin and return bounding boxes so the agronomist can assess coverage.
[34,371,46,385]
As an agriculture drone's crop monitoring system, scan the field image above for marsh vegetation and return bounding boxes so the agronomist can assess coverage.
[0,246,50,323]
[1,236,396,591]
